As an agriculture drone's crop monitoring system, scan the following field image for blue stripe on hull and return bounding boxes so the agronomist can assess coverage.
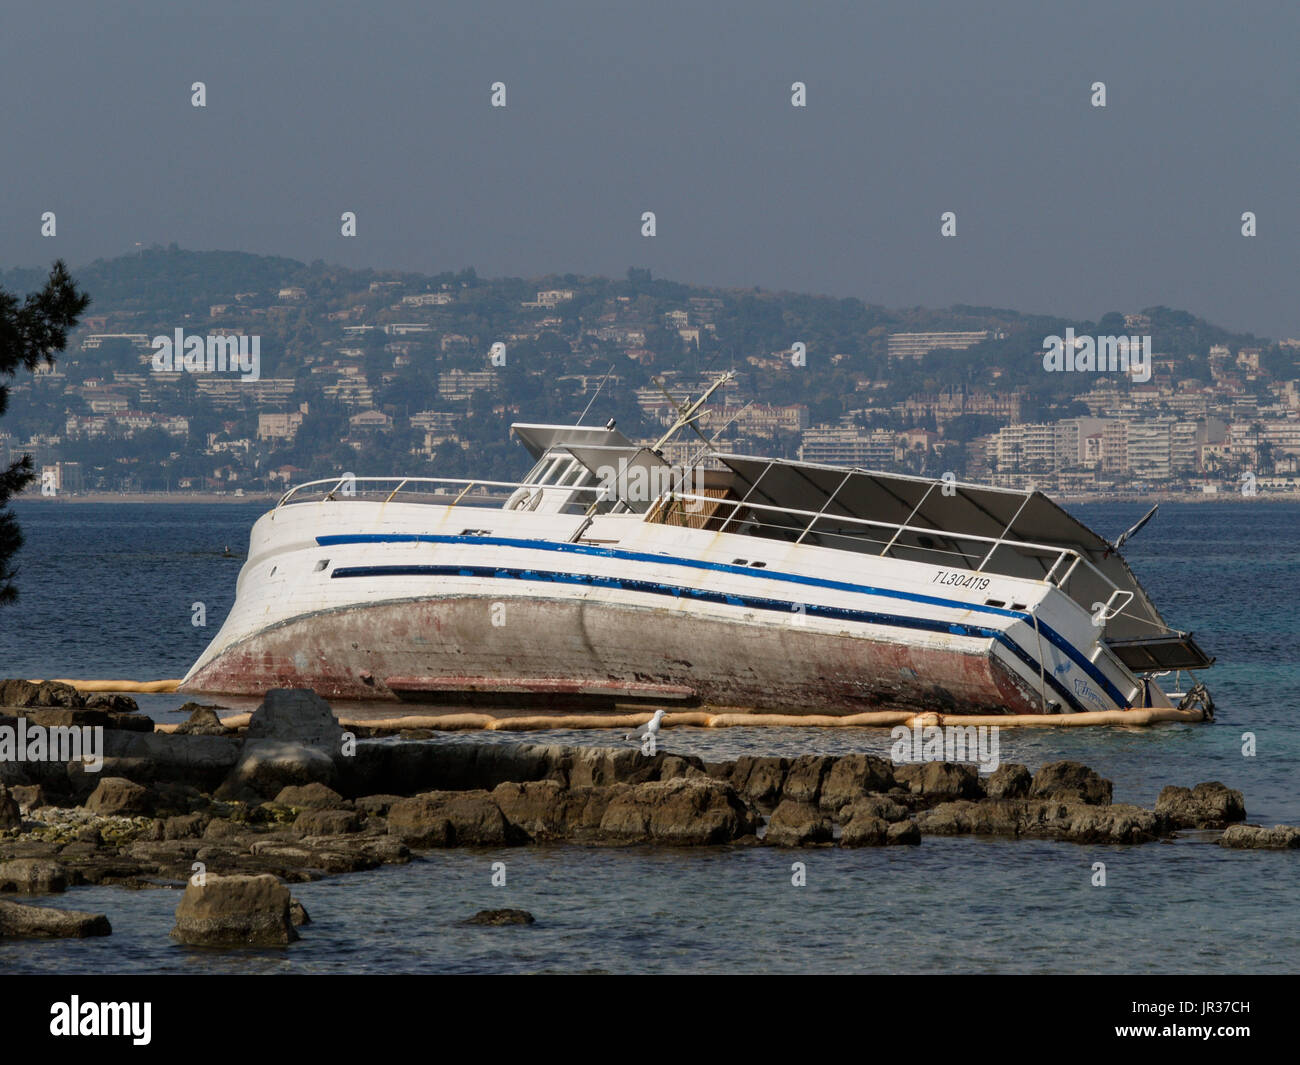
[316,531,1127,707]
[329,561,1092,713]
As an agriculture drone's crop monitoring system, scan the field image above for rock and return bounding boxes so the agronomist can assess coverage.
[289,898,311,926]
[1219,824,1300,849]
[894,761,983,800]
[0,858,68,894]
[915,798,1161,843]
[246,689,343,749]
[0,785,21,829]
[220,740,338,799]
[492,780,611,841]
[984,763,1032,800]
[8,784,46,813]
[292,808,363,837]
[819,754,895,811]
[83,776,154,816]
[466,908,534,926]
[203,819,250,841]
[0,679,83,709]
[885,820,922,845]
[1057,803,1160,843]
[781,755,836,805]
[387,791,520,847]
[837,795,908,825]
[354,794,404,817]
[763,800,833,846]
[728,756,788,804]
[840,815,889,847]
[1156,782,1246,828]
[84,692,139,714]
[174,705,232,736]
[597,777,758,844]
[164,813,211,840]
[275,783,347,810]
[170,873,298,946]
[0,899,111,938]
[1029,761,1112,805]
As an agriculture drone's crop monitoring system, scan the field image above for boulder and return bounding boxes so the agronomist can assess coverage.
[8,784,46,813]
[836,795,908,825]
[1155,782,1246,828]
[289,898,311,926]
[0,858,68,894]
[819,754,895,811]
[781,755,836,804]
[894,761,983,800]
[163,813,211,840]
[1029,761,1112,805]
[246,689,344,750]
[354,794,404,817]
[763,800,833,846]
[174,705,232,736]
[886,820,922,845]
[274,783,348,810]
[597,777,757,844]
[220,740,338,799]
[292,808,363,837]
[83,776,154,816]
[466,908,535,926]
[170,873,298,946]
[0,679,83,709]
[1219,824,1300,849]
[728,756,788,804]
[840,815,889,847]
[387,791,520,847]
[0,785,21,829]
[83,692,139,714]
[984,763,1032,800]
[491,780,613,841]
[0,899,111,938]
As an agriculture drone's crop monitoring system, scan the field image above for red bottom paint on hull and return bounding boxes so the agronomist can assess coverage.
[181,595,1047,715]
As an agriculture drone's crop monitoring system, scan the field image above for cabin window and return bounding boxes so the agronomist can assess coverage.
[459,529,491,536]
[984,598,1006,608]
[314,559,330,572]
[732,558,749,565]
[1011,602,1027,611]
[749,561,767,568]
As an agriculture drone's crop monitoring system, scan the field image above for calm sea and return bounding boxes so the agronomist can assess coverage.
[1,499,1297,974]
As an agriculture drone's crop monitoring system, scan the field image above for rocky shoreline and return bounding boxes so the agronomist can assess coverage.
[2,679,1296,944]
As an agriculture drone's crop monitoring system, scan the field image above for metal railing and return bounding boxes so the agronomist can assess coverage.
[277,475,609,510]
[655,490,1129,601]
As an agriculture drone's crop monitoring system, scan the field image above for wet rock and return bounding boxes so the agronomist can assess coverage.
[174,705,233,736]
[597,777,757,844]
[818,754,895,811]
[1029,761,1112,805]
[886,820,922,845]
[98,731,241,791]
[1156,782,1246,828]
[916,798,1160,843]
[467,908,534,926]
[1219,824,1300,849]
[387,791,520,847]
[0,898,111,938]
[170,873,298,946]
[491,780,613,841]
[657,755,708,781]
[984,763,1032,800]
[0,679,83,709]
[836,795,909,825]
[289,898,311,926]
[781,755,836,805]
[0,785,20,829]
[0,858,68,894]
[202,818,250,841]
[728,756,788,805]
[83,777,154,816]
[275,783,348,810]
[840,814,889,847]
[894,761,983,800]
[292,808,363,837]
[763,800,833,846]
[84,692,139,714]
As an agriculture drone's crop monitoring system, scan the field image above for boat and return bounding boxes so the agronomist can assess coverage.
[180,390,1214,716]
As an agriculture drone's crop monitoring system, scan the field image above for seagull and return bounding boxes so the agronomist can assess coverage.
[625,709,667,744]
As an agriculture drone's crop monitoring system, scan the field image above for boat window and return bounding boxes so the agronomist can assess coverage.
[460,529,491,536]
[749,561,767,568]
[732,558,749,565]
[1011,602,1027,611]
[984,598,1006,608]
[314,559,330,572]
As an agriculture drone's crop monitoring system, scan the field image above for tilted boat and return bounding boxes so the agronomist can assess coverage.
[181,400,1214,716]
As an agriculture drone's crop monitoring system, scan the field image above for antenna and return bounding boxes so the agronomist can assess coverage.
[576,363,616,426]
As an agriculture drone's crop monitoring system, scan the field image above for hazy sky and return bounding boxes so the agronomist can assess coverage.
[3,0,1296,336]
